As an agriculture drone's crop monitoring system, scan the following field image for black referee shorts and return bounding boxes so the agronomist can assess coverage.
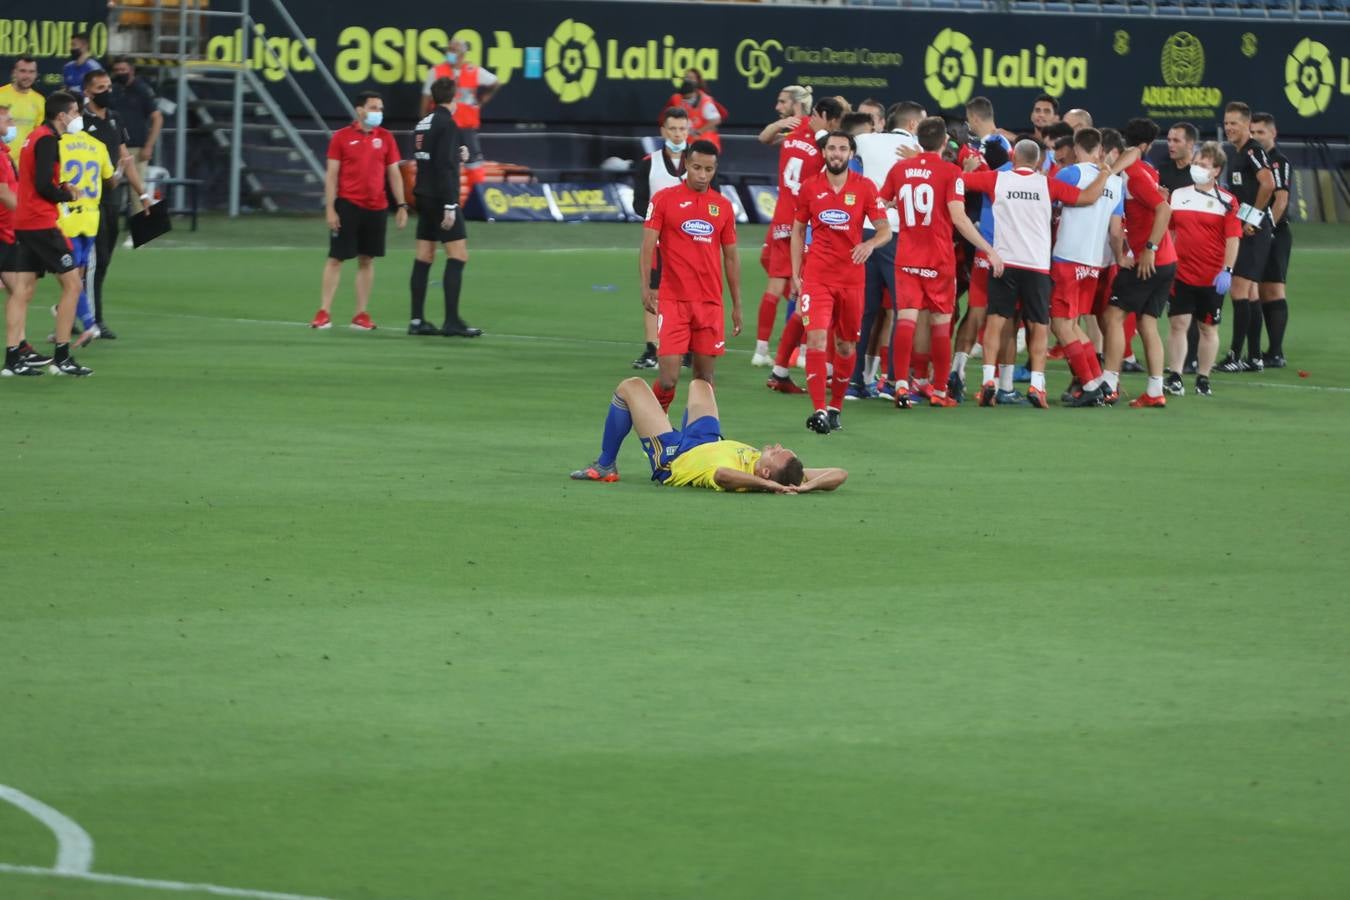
[1111,262,1176,319]
[12,229,77,276]
[1233,222,1273,282]
[414,196,468,243]
[988,266,1051,325]
[1261,225,1292,284]
[328,198,388,261]
[1169,280,1223,326]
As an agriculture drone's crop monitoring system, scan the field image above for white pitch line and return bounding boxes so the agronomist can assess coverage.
[0,784,93,873]
[0,865,337,900]
[0,784,335,900]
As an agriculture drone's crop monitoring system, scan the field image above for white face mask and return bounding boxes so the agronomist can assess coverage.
[363,110,383,129]
[1,125,15,144]
[65,115,85,135]
[1189,163,1213,186]
[665,140,687,153]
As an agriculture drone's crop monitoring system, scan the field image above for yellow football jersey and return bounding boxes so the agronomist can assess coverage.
[58,133,115,238]
[0,84,44,167]
[665,440,762,491]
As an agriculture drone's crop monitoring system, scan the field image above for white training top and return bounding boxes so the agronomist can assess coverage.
[1052,163,1125,267]
[855,129,920,232]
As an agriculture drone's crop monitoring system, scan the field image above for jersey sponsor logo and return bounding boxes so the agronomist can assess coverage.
[372,138,383,149]
[681,218,715,238]
[901,266,939,278]
[1005,190,1042,201]
[924,27,1086,108]
[1073,265,1098,281]
[817,208,851,227]
[771,223,791,240]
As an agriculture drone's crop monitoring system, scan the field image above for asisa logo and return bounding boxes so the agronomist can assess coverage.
[818,209,851,226]
[681,219,714,237]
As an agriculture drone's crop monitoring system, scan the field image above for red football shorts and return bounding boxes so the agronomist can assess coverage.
[968,252,991,310]
[799,280,864,342]
[895,266,957,315]
[657,298,725,357]
[1093,264,1118,316]
[763,222,793,279]
[1050,261,1101,319]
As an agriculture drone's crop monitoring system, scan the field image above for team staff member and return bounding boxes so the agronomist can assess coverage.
[790,131,890,433]
[3,92,90,377]
[410,76,480,339]
[957,138,1118,408]
[310,91,408,332]
[0,104,42,371]
[63,32,102,99]
[58,116,116,344]
[630,107,689,368]
[1029,93,1059,141]
[1216,101,1274,373]
[640,140,741,414]
[1158,121,1199,373]
[662,70,723,150]
[0,56,43,168]
[108,58,162,215]
[421,38,499,196]
[81,68,149,340]
[1251,112,1292,368]
[1163,142,1240,399]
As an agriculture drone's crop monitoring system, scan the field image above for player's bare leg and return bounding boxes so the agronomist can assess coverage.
[5,272,35,349]
[1166,313,1192,380]
[570,376,675,482]
[977,312,1008,406]
[690,354,716,387]
[1025,321,1050,408]
[927,313,956,405]
[1097,304,1126,402]
[1195,322,1219,394]
[1133,314,1167,404]
[353,256,374,316]
[683,377,720,425]
[653,353,682,412]
[319,258,342,315]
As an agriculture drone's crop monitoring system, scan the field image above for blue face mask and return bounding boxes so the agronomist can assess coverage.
[445,52,458,64]
[665,140,687,153]
[1,125,15,144]
[364,110,383,128]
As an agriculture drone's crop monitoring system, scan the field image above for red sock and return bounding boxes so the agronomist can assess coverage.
[1064,341,1090,384]
[1123,313,1137,356]
[825,339,836,373]
[756,292,779,342]
[806,348,828,411]
[774,314,805,367]
[830,352,855,409]
[893,318,917,385]
[930,322,952,392]
[913,351,931,383]
[651,379,676,413]
[878,345,890,381]
[1080,340,1102,379]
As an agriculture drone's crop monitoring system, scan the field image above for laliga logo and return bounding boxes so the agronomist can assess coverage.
[545,18,601,103]
[736,39,784,90]
[1285,38,1335,117]
[925,28,977,108]
[817,209,850,226]
[681,219,715,237]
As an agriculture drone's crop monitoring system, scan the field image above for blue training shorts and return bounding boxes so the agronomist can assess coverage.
[639,415,722,483]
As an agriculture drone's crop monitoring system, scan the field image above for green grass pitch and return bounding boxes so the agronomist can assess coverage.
[2,216,1349,900]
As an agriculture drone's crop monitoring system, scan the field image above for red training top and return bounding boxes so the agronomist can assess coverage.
[645,182,736,304]
[327,123,400,211]
[0,148,16,242]
[15,125,64,231]
[794,169,885,287]
[1121,159,1178,266]
[1169,184,1241,287]
[880,150,963,275]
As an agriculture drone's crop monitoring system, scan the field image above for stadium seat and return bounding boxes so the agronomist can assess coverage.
[956,0,987,9]
[1043,1,1072,10]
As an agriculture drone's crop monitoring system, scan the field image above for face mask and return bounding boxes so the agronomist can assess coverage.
[1190,163,1213,185]
[112,72,130,86]
[66,115,85,135]
[364,110,383,128]
[665,140,687,153]
[680,80,697,95]
[444,52,458,64]
[88,91,109,109]
[70,49,82,60]
[2,125,15,144]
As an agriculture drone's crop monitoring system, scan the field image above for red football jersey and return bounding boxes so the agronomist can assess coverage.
[1169,184,1241,286]
[1121,159,1178,267]
[15,124,62,232]
[0,149,16,242]
[880,150,962,273]
[794,170,885,287]
[771,121,823,227]
[327,123,401,211]
[645,183,736,304]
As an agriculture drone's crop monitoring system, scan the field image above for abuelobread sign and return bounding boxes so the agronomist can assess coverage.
[4,2,1347,132]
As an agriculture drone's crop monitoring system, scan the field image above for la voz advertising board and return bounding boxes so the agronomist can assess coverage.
[4,2,1348,132]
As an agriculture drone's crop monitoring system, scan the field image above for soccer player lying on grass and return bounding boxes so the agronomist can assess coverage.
[570,377,846,493]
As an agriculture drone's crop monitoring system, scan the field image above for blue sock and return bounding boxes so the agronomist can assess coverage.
[76,285,95,331]
[597,395,632,467]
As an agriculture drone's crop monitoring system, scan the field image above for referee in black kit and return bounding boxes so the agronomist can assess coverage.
[1251,112,1292,368]
[1217,101,1274,373]
[407,76,481,338]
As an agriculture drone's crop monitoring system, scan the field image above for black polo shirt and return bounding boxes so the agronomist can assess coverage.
[82,106,129,209]
[1157,158,1193,195]
[111,78,158,147]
